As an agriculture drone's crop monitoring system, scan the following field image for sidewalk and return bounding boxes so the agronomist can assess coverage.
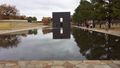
[74,26,120,37]
[0,60,119,68]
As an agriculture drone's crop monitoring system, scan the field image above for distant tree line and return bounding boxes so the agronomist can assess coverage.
[73,0,120,28]
[27,16,37,23]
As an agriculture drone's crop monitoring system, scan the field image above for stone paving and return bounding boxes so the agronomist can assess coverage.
[0,61,119,68]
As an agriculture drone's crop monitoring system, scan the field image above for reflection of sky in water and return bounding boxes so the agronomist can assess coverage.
[0,29,85,60]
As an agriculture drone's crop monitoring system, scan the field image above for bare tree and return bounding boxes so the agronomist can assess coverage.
[0,4,19,19]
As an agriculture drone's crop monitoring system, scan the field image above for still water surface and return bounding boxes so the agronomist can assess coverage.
[0,27,120,60]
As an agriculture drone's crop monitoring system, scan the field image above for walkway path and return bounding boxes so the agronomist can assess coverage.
[74,26,120,37]
[0,61,119,68]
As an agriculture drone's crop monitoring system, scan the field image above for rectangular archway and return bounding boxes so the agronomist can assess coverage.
[52,12,71,39]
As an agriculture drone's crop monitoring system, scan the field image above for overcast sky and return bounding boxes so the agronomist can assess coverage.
[0,0,81,20]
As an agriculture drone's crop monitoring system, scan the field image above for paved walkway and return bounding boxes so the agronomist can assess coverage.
[74,26,120,37]
[0,61,119,68]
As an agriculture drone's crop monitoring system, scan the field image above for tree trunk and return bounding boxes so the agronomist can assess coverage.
[93,20,95,28]
[108,17,111,29]
[99,24,102,28]
[98,20,101,28]
[107,0,112,29]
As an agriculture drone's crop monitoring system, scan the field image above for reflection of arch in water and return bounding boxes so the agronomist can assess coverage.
[0,35,21,49]
[72,28,120,60]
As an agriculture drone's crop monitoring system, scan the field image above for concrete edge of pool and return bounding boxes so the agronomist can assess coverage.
[0,60,119,68]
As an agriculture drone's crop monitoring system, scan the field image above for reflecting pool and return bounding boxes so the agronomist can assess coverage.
[0,27,119,60]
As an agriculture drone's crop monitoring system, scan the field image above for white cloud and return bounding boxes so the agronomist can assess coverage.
[0,0,80,20]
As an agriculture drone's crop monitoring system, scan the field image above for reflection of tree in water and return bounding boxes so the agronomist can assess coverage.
[42,27,52,34]
[28,29,38,35]
[0,35,21,49]
[72,28,120,60]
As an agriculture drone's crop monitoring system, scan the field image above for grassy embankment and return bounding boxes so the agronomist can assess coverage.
[0,22,43,30]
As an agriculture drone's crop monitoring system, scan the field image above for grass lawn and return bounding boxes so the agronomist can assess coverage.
[0,22,43,30]
[0,23,12,30]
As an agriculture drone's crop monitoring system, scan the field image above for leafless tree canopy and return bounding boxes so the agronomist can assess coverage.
[0,4,19,16]
[0,4,26,20]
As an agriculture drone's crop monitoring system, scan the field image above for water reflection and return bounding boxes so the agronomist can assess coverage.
[42,27,52,34]
[28,29,38,35]
[0,35,20,48]
[0,28,84,60]
[0,29,38,49]
[72,28,120,60]
[0,27,120,60]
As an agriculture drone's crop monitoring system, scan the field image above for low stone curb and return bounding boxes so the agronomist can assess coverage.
[0,60,119,68]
